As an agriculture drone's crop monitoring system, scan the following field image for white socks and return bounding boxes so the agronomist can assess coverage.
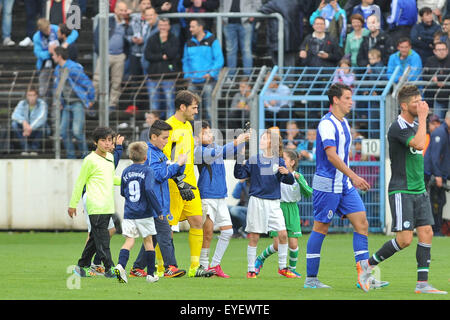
[210,228,233,267]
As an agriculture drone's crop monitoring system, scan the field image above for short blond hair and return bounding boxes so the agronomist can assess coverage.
[128,141,148,163]
[37,18,50,32]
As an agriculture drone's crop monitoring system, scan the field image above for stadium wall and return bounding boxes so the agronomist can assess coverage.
[0,160,240,231]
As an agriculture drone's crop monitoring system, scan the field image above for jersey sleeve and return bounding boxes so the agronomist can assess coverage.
[389,122,415,147]
[69,158,93,208]
[278,158,294,185]
[318,119,336,149]
[144,168,164,216]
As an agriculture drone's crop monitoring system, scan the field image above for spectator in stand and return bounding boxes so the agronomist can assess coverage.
[1,0,15,46]
[283,120,304,151]
[228,179,250,238]
[151,0,181,38]
[367,48,385,76]
[333,58,355,87]
[442,16,450,48]
[57,23,78,61]
[386,0,417,39]
[139,111,159,143]
[345,14,370,67]
[424,114,441,156]
[300,16,341,124]
[387,37,423,83]
[45,0,77,26]
[262,74,292,128]
[93,1,133,113]
[259,0,304,68]
[128,0,152,79]
[140,7,160,77]
[33,18,79,104]
[352,0,383,29]
[220,0,261,77]
[296,128,316,162]
[11,87,48,156]
[182,18,224,121]
[417,0,446,22]
[363,48,385,90]
[229,76,252,129]
[309,0,347,47]
[423,42,450,120]
[183,0,219,32]
[20,0,45,47]
[52,46,95,159]
[411,7,443,65]
[424,111,450,236]
[144,18,180,119]
[357,14,395,67]
[299,16,342,68]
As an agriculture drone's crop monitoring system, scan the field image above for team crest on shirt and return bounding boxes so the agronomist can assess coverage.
[327,210,333,219]
[167,213,174,221]
[409,147,423,155]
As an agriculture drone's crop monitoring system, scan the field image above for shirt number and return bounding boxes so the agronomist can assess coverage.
[128,181,141,202]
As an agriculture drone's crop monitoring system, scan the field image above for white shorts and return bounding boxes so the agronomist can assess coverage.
[246,196,286,234]
[83,194,115,232]
[202,198,232,228]
[121,217,157,238]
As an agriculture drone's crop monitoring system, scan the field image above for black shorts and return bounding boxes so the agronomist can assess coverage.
[389,192,434,232]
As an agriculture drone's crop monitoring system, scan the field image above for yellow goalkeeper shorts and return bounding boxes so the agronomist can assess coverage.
[167,186,203,226]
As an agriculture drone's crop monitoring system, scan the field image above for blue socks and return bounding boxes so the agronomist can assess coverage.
[144,250,156,276]
[306,231,326,277]
[353,232,369,263]
[118,249,130,269]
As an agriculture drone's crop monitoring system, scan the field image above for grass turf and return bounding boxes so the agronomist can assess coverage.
[1,231,449,300]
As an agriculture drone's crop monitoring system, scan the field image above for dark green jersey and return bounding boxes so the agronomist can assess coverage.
[387,115,426,194]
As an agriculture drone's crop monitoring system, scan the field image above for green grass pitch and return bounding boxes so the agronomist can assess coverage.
[1,231,449,300]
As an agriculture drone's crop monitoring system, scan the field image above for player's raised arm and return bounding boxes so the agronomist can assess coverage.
[406,100,429,151]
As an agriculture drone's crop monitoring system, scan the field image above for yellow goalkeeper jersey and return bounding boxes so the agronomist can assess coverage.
[164,115,197,187]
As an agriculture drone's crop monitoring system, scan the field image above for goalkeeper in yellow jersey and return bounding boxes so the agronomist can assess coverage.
[163,90,214,277]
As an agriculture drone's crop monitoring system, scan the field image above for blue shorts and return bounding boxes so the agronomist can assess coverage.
[312,188,366,223]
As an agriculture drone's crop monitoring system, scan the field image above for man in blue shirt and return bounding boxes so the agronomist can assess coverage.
[304,83,378,292]
[424,111,450,236]
[387,37,422,83]
[182,18,224,121]
[53,46,95,159]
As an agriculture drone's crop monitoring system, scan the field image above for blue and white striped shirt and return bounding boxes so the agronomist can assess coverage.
[313,112,353,194]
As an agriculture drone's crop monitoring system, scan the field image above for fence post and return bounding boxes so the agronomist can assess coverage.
[249,66,268,157]
[98,0,110,127]
[211,67,229,129]
[53,68,69,159]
